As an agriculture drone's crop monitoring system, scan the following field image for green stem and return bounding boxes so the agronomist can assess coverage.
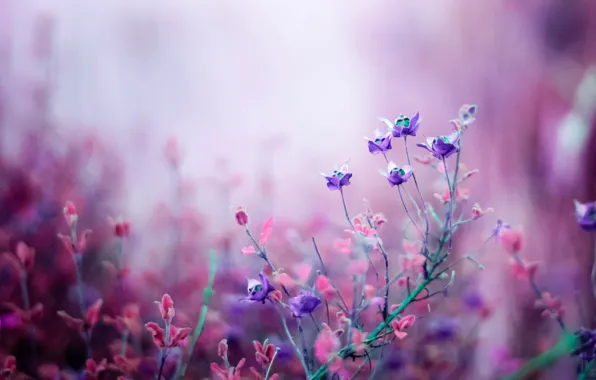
[264,348,280,380]
[177,249,217,379]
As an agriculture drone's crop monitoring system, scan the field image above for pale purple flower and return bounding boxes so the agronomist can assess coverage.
[458,104,478,126]
[246,272,275,303]
[289,290,321,317]
[381,112,421,137]
[365,129,392,155]
[574,200,596,231]
[321,164,352,191]
[416,132,461,159]
[380,162,413,187]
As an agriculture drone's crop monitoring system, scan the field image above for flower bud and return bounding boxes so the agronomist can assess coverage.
[235,207,248,226]
[63,201,78,228]
[217,339,228,357]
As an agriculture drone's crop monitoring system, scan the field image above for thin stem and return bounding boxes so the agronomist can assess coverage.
[312,238,349,312]
[398,186,423,238]
[404,136,430,242]
[441,158,455,259]
[178,249,217,379]
[264,348,280,380]
[339,188,355,230]
[157,321,171,380]
[278,308,310,377]
[20,272,30,311]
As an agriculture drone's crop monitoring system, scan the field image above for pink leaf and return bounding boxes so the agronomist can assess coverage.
[259,217,274,246]
[241,246,256,255]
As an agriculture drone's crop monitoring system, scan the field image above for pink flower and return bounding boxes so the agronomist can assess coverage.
[253,339,276,367]
[402,240,421,254]
[15,242,35,271]
[372,213,387,228]
[347,259,368,275]
[57,299,102,332]
[315,324,341,365]
[58,230,93,255]
[364,284,376,300]
[535,292,565,319]
[259,217,274,246]
[63,201,78,228]
[155,293,175,323]
[434,187,469,205]
[164,137,180,167]
[508,258,538,280]
[2,356,16,376]
[471,203,494,220]
[211,358,246,380]
[315,275,336,299]
[391,315,416,340]
[351,328,367,354]
[145,322,190,348]
[499,229,523,254]
[333,238,353,255]
[108,217,131,238]
[218,339,228,357]
[235,206,249,226]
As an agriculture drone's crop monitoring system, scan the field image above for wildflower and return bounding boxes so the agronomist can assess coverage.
[253,339,276,367]
[321,164,353,191]
[259,216,274,246]
[347,259,368,275]
[145,322,190,348]
[57,299,103,332]
[315,275,336,299]
[372,212,387,228]
[426,317,459,341]
[63,201,78,228]
[391,315,416,339]
[365,129,392,155]
[246,272,275,303]
[57,229,92,255]
[416,132,461,159]
[574,200,596,231]
[572,328,596,367]
[289,290,321,318]
[333,238,352,255]
[534,292,565,319]
[509,258,538,280]
[211,358,245,380]
[108,217,130,238]
[235,206,249,226]
[472,203,494,220]
[400,254,426,272]
[84,359,108,380]
[499,229,523,254]
[352,328,367,353]
[381,162,413,187]
[155,293,175,323]
[433,187,469,204]
[458,104,478,126]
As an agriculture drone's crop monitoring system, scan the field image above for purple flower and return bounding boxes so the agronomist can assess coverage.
[365,129,392,155]
[416,132,461,159]
[426,317,459,341]
[289,290,321,317]
[321,164,352,191]
[380,162,413,187]
[381,113,421,137]
[574,200,596,231]
[458,104,478,126]
[246,272,275,303]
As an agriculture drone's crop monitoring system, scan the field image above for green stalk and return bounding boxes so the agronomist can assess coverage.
[178,249,217,379]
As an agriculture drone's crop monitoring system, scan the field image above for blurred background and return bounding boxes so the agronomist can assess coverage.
[0,0,595,379]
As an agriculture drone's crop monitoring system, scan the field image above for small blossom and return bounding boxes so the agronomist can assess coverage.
[400,254,426,272]
[321,164,353,191]
[434,187,469,205]
[211,358,245,380]
[15,242,35,271]
[289,290,321,318]
[380,162,413,187]
[63,201,78,228]
[333,238,352,255]
[391,315,416,340]
[155,294,175,323]
[574,200,596,231]
[84,358,108,380]
[109,217,131,238]
[499,229,523,254]
[417,132,461,159]
[509,258,539,280]
[259,217,274,246]
[372,212,387,228]
[472,203,494,220]
[57,299,103,332]
[241,246,256,255]
[1,356,16,377]
[365,129,392,155]
[246,273,275,303]
[535,292,565,319]
[235,206,249,226]
[57,230,93,255]
[383,112,421,137]
[145,322,190,348]
[315,275,336,299]
[458,104,478,127]
[253,339,276,367]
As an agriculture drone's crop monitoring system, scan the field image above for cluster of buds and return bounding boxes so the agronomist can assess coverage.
[211,339,247,380]
[144,294,189,349]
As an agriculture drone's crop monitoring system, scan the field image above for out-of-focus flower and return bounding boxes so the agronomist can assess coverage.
[57,299,103,332]
[84,358,108,380]
[315,275,336,299]
[108,217,131,238]
[365,129,392,155]
[534,292,565,319]
[145,322,190,348]
[400,254,426,272]
[289,290,321,318]
[434,187,470,205]
[253,339,276,367]
[165,137,180,167]
[414,154,435,165]
[458,104,478,126]
[333,238,352,255]
[472,203,494,220]
[155,293,175,323]
[352,328,367,354]
[491,346,522,375]
[15,242,35,271]
[380,162,413,187]
[574,200,596,231]
[63,201,78,228]
[211,358,245,380]
[321,164,352,191]
[509,258,539,280]
[426,317,459,341]
[391,315,416,340]
[246,273,275,303]
[235,206,249,226]
[57,229,93,255]
[416,132,461,159]
[1,356,16,378]
[372,213,387,228]
[314,324,342,372]
[499,229,523,254]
